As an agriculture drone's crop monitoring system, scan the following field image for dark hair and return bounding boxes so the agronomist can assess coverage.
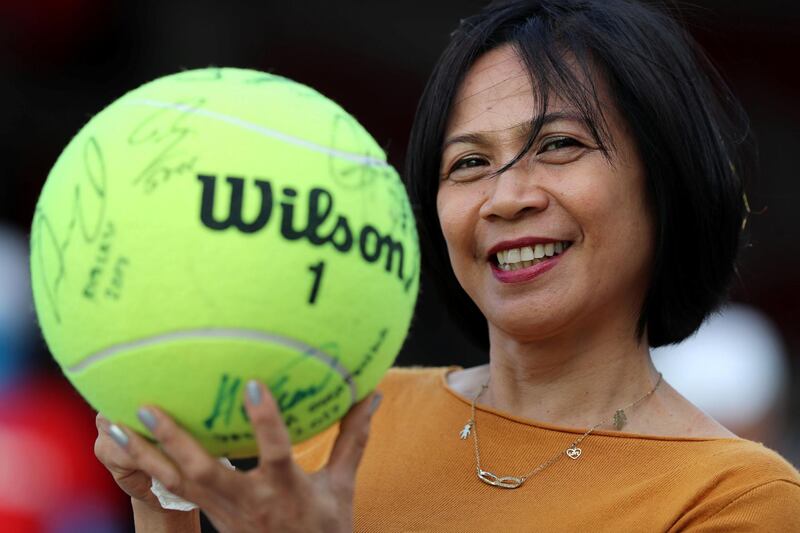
[405,0,753,349]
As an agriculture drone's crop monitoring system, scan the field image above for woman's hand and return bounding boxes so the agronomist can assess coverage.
[100,380,381,533]
[95,412,166,510]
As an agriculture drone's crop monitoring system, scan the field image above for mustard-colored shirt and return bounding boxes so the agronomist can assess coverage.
[293,367,800,532]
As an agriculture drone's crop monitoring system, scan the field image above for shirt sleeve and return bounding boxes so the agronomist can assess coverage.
[684,480,800,532]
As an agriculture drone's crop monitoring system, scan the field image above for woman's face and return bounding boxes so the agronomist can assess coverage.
[437,45,654,342]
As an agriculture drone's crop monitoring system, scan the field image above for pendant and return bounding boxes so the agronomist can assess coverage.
[566,446,582,460]
[459,421,473,440]
[477,469,524,489]
[613,409,627,430]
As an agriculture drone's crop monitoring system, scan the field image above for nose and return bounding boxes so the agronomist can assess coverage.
[478,164,550,220]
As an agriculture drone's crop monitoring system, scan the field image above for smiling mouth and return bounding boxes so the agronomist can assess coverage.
[492,241,573,271]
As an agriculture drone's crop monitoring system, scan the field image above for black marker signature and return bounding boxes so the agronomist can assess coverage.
[128,97,204,194]
[328,113,379,191]
[31,136,108,323]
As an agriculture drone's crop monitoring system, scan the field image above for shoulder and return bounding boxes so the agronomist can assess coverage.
[676,449,800,531]
[698,478,800,530]
[700,438,800,482]
[672,438,800,530]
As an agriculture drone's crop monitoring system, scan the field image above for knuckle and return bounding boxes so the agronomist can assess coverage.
[263,448,294,467]
[328,469,356,496]
[262,457,293,478]
[184,459,217,484]
[353,426,371,450]
[161,473,184,495]
[249,404,280,426]
[153,424,176,446]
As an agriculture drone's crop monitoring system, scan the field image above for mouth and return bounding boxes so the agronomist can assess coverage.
[489,240,573,271]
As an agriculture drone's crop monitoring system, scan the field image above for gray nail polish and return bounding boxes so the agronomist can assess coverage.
[369,393,383,415]
[247,380,262,405]
[138,407,158,431]
[109,424,129,448]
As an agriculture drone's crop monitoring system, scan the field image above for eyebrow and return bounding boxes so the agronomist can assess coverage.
[442,111,588,149]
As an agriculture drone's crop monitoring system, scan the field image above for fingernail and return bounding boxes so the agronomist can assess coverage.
[108,424,129,448]
[137,407,158,431]
[369,393,383,415]
[247,380,262,406]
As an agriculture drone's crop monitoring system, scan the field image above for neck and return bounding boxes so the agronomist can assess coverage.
[480,322,660,428]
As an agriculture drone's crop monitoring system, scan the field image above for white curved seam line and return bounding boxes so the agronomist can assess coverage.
[127,98,389,168]
[66,328,357,403]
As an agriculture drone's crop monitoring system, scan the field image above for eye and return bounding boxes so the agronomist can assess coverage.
[451,155,488,171]
[538,136,581,153]
[444,155,490,181]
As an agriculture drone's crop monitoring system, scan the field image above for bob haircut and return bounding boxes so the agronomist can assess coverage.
[406,0,753,349]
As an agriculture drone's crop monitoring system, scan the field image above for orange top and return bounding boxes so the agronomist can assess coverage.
[293,367,800,532]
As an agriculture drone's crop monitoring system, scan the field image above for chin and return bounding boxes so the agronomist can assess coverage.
[484,306,571,343]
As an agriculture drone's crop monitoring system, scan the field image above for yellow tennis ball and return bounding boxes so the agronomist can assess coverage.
[30,67,420,458]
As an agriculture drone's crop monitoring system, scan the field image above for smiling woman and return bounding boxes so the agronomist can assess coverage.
[92,1,800,532]
[436,45,654,343]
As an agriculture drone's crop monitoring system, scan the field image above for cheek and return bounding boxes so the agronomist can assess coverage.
[556,162,653,273]
[583,184,654,285]
[564,163,649,237]
[436,186,483,264]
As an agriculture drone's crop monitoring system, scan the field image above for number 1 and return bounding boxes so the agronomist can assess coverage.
[307,261,325,304]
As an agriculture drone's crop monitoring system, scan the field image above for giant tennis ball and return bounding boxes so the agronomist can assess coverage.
[30,67,420,458]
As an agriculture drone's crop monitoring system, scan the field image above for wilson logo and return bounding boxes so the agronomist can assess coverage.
[198,174,411,286]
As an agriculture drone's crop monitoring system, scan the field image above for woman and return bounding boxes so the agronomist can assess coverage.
[94,0,800,531]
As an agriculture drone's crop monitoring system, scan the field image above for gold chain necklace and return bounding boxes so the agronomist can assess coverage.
[459,373,663,489]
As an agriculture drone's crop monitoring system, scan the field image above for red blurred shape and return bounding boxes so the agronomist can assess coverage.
[0,374,128,531]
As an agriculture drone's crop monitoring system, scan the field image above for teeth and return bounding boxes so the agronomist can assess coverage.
[494,241,571,268]
[520,246,534,261]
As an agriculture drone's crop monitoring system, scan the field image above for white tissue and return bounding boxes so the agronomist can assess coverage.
[150,457,236,511]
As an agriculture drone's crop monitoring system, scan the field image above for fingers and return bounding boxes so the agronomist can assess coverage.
[101,408,239,509]
[103,421,187,497]
[94,413,140,472]
[244,380,294,473]
[96,412,110,433]
[134,406,239,496]
[326,392,382,491]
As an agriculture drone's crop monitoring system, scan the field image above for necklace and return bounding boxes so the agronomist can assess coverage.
[459,373,663,489]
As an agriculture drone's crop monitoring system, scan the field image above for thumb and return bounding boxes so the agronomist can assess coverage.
[325,392,382,490]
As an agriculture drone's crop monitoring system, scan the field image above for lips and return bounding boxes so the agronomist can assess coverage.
[487,237,573,283]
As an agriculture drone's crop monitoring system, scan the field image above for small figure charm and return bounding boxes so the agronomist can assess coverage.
[460,421,473,440]
[613,408,628,430]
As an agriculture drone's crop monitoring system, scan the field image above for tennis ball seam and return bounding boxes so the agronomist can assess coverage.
[125,99,389,167]
[65,327,358,405]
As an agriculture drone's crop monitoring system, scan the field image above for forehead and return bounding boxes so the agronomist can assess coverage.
[446,45,535,136]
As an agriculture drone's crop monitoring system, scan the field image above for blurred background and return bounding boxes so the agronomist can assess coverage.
[1,0,798,530]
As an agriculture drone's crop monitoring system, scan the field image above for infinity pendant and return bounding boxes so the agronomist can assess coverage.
[477,469,525,489]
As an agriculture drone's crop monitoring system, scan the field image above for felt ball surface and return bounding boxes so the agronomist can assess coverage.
[30,67,420,458]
